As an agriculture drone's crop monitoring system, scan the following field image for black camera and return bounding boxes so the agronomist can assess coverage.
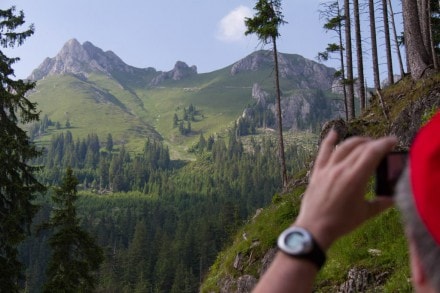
[375,151,408,196]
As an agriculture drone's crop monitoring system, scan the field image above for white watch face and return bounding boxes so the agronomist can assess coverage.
[278,227,313,255]
[285,231,306,251]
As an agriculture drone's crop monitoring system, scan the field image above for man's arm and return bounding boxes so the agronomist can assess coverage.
[253,130,397,293]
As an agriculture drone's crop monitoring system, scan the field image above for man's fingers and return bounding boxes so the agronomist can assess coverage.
[315,130,338,168]
[330,136,371,164]
[352,136,398,173]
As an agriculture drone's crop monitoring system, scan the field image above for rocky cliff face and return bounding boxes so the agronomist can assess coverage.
[149,61,197,86]
[244,83,339,131]
[29,39,139,80]
[28,39,198,85]
[231,51,336,90]
[235,51,341,131]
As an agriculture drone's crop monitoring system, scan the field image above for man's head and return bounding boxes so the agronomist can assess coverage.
[395,112,440,292]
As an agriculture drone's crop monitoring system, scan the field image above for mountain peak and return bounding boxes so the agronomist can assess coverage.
[231,50,336,90]
[149,61,197,86]
[65,38,82,49]
[29,39,134,80]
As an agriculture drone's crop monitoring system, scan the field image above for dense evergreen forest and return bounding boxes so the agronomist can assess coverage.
[20,128,313,292]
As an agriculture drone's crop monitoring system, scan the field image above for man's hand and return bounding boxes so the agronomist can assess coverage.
[253,131,398,293]
[295,130,398,251]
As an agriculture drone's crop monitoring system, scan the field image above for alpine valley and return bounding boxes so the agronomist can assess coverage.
[27,38,342,157]
[21,39,344,293]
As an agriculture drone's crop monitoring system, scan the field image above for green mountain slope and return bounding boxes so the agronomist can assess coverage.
[28,40,339,158]
[29,74,160,149]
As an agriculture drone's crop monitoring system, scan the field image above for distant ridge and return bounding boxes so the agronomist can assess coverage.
[28,39,198,83]
[26,39,341,156]
[29,39,335,90]
[231,50,336,90]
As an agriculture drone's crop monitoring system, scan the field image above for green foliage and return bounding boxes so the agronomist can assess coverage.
[27,50,337,159]
[20,128,314,292]
[28,114,55,140]
[0,6,45,292]
[105,133,113,152]
[42,168,103,293]
[201,185,304,292]
[316,201,409,291]
[245,0,287,43]
[201,182,410,292]
[422,106,439,125]
[245,0,289,186]
[32,132,172,193]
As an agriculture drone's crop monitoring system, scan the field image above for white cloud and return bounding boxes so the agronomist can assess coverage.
[217,6,253,42]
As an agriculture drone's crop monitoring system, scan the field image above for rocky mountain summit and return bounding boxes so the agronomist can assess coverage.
[149,61,197,86]
[231,50,336,90]
[29,39,139,80]
[28,39,198,84]
[29,39,336,93]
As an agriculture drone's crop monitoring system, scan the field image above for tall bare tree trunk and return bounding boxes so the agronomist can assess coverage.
[382,0,394,84]
[403,0,432,79]
[338,12,348,121]
[419,0,433,60]
[428,0,439,69]
[369,0,381,90]
[344,0,355,119]
[388,0,406,78]
[402,3,412,74]
[353,0,366,112]
[272,38,287,188]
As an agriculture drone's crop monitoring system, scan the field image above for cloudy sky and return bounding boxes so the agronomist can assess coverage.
[2,0,402,81]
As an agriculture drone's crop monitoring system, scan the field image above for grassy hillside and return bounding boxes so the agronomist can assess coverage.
[28,51,338,159]
[200,74,440,292]
[30,75,159,149]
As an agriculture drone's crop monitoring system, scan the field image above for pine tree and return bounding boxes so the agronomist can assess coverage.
[403,0,437,78]
[0,6,45,292]
[344,0,355,119]
[245,0,288,187]
[43,167,103,293]
[368,0,381,90]
[353,0,366,111]
[382,0,394,84]
[173,113,179,127]
[318,0,348,120]
[106,133,113,153]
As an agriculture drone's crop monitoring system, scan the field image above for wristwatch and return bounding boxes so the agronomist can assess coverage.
[277,226,326,269]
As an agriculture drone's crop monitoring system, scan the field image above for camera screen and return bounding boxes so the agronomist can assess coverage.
[375,152,408,196]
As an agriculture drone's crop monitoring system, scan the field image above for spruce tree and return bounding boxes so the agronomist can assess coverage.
[0,6,45,291]
[106,133,113,152]
[43,167,103,293]
[245,0,288,187]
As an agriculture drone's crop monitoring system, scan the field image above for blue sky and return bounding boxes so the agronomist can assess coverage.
[2,1,403,82]
[2,0,339,79]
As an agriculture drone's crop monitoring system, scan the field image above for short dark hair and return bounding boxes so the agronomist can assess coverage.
[395,167,440,291]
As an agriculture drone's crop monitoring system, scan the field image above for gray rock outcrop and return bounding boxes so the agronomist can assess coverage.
[231,50,336,90]
[243,82,339,131]
[29,39,137,80]
[149,61,197,86]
